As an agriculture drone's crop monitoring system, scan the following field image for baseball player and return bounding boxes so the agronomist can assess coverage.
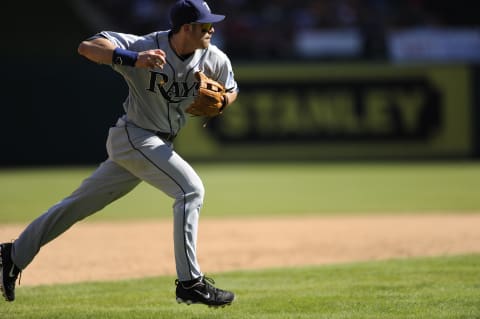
[0,0,238,308]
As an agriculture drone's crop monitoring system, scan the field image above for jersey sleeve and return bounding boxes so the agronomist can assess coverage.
[93,31,142,50]
[207,47,238,93]
[219,57,238,93]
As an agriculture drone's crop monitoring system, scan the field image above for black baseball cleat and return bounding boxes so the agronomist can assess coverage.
[0,243,21,302]
[175,276,235,308]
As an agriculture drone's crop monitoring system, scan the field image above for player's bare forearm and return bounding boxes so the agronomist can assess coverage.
[225,91,238,108]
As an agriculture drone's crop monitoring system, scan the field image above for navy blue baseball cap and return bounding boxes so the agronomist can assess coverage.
[170,0,225,29]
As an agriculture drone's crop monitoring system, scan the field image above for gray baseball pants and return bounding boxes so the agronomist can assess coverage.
[11,118,204,281]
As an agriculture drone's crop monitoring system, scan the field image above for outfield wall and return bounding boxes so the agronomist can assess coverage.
[1,62,478,164]
[176,63,476,161]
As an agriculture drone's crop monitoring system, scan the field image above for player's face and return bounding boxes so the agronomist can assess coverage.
[190,23,215,49]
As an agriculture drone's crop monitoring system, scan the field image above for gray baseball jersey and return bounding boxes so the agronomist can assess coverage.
[11,30,238,282]
[100,30,238,135]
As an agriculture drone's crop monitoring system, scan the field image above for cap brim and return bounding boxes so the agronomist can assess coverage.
[196,13,225,24]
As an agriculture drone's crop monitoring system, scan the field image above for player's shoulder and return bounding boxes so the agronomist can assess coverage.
[130,31,169,50]
[149,31,170,48]
[207,44,227,57]
[144,30,169,42]
[205,44,231,63]
[101,30,170,50]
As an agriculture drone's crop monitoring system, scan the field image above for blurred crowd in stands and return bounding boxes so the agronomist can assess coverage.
[85,0,479,61]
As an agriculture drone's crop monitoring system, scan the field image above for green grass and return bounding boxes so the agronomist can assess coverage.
[1,164,478,318]
[1,254,479,319]
[1,162,480,223]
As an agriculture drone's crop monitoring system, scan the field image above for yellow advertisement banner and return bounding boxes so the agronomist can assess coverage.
[175,64,473,160]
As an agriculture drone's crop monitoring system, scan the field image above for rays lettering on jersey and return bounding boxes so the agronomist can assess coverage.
[147,71,199,103]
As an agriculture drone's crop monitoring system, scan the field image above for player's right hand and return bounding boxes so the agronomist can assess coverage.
[136,49,166,69]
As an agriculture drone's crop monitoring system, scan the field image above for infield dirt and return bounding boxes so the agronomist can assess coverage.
[1,214,479,286]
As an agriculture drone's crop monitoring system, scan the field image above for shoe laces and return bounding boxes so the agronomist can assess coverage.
[203,276,215,286]
[176,276,217,291]
[201,276,220,294]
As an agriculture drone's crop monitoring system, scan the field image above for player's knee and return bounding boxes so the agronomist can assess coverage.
[179,181,204,205]
[190,181,205,202]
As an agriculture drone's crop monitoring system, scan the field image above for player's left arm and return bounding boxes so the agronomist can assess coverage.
[223,90,238,109]
[216,56,239,110]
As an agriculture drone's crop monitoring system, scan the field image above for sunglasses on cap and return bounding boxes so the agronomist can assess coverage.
[191,22,213,33]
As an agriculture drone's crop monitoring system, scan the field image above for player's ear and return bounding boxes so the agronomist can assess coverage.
[183,24,193,32]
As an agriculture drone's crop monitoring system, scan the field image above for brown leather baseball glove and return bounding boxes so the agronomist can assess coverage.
[186,71,227,117]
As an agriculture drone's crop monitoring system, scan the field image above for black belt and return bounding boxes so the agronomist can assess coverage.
[155,131,176,142]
